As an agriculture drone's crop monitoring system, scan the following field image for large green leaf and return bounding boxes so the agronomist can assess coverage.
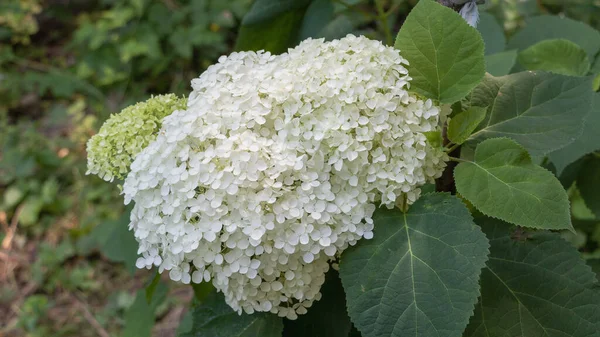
[477,12,506,55]
[507,15,600,60]
[448,106,487,145]
[394,0,485,103]
[339,193,489,337]
[485,50,517,76]
[283,270,352,337]
[122,283,168,337]
[240,0,309,24]
[145,271,161,304]
[465,218,600,337]
[577,156,600,218]
[297,0,334,41]
[455,138,572,230]
[87,209,138,273]
[183,291,283,337]
[556,157,586,190]
[468,72,593,156]
[235,0,312,54]
[549,93,600,174]
[316,15,356,41]
[518,39,591,76]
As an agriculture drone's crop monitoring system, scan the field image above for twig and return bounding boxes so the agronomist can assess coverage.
[401,193,409,213]
[0,211,8,231]
[375,0,393,46]
[444,142,461,153]
[384,2,402,18]
[448,156,468,163]
[72,293,111,337]
[0,317,19,335]
[0,250,28,263]
[8,282,38,321]
[2,205,24,250]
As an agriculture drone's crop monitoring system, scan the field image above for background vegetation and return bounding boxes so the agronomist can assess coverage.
[0,0,599,336]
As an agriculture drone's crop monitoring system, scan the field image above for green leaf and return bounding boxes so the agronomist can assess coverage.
[549,93,600,174]
[176,311,194,337]
[394,0,485,103]
[2,185,24,209]
[455,138,572,230]
[183,291,283,337]
[577,156,600,218]
[19,196,44,226]
[91,210,138,273]
[468,72,593,156]
[297,0,334,41]
[317,15,356,41]
[465,218,600,337]
[518,39,591,76]
[191,282,214,302]
[145,271,161,304]
[557,157,586,189]
[592,54,600,75]
[477,12,506,55]
[593,53,600,91]
[339,193,489,337]
[448,106,487,145]
[241,0,311,24]
[122,283,168,337]
[572,185,597,221]
[423,130,443,148]
[485,50,517,76]
[235,0,312,54]
[507,15,600,60]
[283,270,352,337]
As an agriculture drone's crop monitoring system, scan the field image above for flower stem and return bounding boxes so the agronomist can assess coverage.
[384,3,401,18]
[448,156,468,163]
[400,193,409,213]
[444,142,461,153]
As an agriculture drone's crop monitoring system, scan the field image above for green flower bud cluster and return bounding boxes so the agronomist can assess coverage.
[86,94,187,182]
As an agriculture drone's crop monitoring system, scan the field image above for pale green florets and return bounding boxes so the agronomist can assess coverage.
[86,94,187,182]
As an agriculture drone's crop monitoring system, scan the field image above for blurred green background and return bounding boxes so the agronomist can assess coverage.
[1,0,599,336]
[0,1,252,336]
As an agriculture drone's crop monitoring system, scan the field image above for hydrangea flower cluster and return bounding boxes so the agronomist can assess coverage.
[118,35,448,319]
[86,94,187,182]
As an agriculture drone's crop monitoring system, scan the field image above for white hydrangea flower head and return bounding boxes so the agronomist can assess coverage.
[123,35,448,319]
[86,94,187,182]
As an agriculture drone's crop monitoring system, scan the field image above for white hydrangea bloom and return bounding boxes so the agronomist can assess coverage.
[122,35,448,319]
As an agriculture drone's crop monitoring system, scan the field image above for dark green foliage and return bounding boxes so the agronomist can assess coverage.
[395,0,485,103]
[466,218,600,337]
[339,193,489,337]
[122,282,169,337]
[455,138,572,231]
[577,156,600,218]
[468,72,593,156]
[283,270,353,337]
[183,291,283,337]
